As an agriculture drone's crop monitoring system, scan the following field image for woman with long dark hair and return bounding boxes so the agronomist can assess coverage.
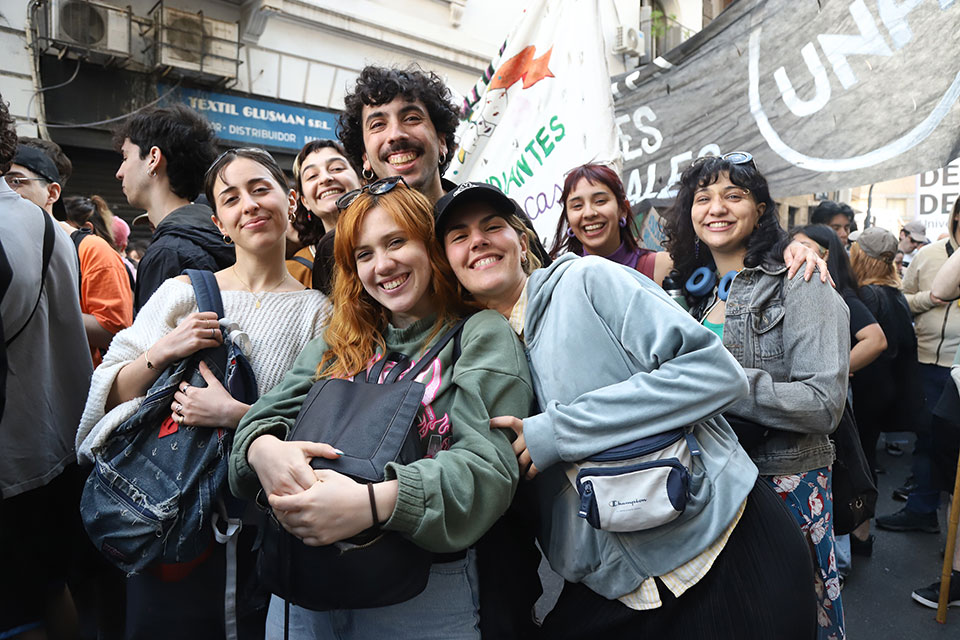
[662,153,849,639]
[77,148,331,638]
[286,140,362,288]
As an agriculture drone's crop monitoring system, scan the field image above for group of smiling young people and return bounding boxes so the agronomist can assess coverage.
[80,66,849,640]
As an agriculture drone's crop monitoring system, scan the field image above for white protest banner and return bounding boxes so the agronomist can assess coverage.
[446,0,619,248]
[916,157,960,240]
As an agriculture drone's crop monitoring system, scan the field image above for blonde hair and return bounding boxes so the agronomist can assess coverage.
[850,242,901,288]
[317,184,477,379]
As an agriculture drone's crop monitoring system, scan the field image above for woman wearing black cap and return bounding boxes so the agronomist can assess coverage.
[435,181,817,640]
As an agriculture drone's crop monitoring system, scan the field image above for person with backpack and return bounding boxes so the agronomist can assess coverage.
[285,139,362,288]
[229,178,534,639]
[76,147,330,639]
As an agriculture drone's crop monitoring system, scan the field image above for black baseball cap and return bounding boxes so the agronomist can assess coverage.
[11,145,68,221]
[12,145,61,184]
[434,181,551,266]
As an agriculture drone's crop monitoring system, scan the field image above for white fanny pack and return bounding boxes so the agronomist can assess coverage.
[565,427,701,533]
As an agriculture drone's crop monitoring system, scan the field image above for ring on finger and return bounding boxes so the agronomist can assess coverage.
[181,383,190,394]
[175,413,184,425]
[210,327,216,339]
[176,402,183,415]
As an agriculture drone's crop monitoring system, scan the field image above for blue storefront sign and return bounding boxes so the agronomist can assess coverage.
[160,84,339,151]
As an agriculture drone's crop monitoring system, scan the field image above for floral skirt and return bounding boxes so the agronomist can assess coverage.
[763,468,844,640]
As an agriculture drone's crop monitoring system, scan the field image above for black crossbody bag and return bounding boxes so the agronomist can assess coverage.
[258,317,469,612]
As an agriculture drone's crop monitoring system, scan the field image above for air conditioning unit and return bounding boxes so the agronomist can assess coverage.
[154,6,239,79]
[612,25,644,57]
[49,0,131,56]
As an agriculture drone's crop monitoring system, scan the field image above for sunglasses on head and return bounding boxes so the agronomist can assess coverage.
[692,151,756,169]
[336,176,408,211]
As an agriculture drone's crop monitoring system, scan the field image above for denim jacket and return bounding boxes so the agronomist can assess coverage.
[714,262,849,476]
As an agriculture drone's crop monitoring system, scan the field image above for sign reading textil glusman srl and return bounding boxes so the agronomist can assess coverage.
[160,85,339,150]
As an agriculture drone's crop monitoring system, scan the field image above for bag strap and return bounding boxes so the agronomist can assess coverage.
[366,351,411,384]
[185,269,224,318]
[6,210,56,347]
[403,316,472,381]
[291,255,313,270]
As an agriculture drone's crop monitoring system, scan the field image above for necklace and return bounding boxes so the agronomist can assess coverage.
[233,266,288,309]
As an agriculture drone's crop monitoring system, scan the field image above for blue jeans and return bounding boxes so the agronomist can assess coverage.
[905,363,950,514]
[265,551,480,640]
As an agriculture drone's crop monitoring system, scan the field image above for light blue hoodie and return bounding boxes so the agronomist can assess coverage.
[521,254,758,599]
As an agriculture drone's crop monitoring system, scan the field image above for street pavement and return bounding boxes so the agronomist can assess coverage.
[842,434,957,639]
[534,433,960,637]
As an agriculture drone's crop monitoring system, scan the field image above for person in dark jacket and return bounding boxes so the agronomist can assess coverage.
[113,105,235,311]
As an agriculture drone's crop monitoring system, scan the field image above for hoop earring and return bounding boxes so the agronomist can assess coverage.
[223,234,233,245]
[149,170,157,178]
[567,228,576,238]
[439,151,446,165]
[619,218,627,228]
[362,168,375,181]
[288,212,296,225]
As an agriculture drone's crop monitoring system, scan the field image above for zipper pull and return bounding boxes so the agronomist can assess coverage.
[685,429,702,457]
[578,481,594,519]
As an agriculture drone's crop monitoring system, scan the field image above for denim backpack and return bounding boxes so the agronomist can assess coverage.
[81,270,258,574]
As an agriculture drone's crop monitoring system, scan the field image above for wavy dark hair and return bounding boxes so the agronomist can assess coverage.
[114,104,217,201]
[338,65,459,178]
[549,163,640,259]
[291,139,359,246]
[662,155,786,301]
[0,96,18,174]
[790,224,858,293]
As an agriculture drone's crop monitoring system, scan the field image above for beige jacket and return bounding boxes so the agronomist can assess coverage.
[902,236,960,366]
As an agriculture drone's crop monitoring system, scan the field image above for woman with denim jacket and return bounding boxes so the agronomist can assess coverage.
[663,154,850,640]
[436,182,817,640]
[76,148,330,639]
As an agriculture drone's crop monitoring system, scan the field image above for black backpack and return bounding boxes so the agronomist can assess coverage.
[80,269,258,573]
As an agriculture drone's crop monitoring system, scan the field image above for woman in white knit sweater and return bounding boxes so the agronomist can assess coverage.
[76,148,330,639]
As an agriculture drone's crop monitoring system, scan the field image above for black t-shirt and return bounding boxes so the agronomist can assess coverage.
[842,289,877,343]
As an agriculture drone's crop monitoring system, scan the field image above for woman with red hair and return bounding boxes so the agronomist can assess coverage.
[229,178,534,639]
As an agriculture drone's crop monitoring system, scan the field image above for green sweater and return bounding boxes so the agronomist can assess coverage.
[229,310,534,553]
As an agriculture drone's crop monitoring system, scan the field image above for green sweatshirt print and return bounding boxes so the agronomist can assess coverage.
[229,310,534,553]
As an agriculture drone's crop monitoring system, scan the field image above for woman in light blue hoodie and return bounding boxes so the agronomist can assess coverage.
[435,182,817,640]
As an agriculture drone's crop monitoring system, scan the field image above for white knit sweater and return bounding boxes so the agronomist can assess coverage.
[76,278,330,462]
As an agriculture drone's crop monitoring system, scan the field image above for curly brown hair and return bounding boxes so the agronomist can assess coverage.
[0,96,18,174]
[338,66,459,178]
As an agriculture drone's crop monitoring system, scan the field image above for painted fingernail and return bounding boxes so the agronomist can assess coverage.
[333,449,345,456]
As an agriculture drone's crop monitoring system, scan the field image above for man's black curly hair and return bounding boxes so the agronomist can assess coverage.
[0,96,18,174]
[338,65,459,178]
[112,104,217,201]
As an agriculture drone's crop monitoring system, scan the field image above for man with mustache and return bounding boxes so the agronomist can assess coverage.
[339,66,459,205]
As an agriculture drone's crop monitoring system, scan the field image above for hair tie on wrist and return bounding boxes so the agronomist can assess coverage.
[145,347,156,370]
[367,483,380,527]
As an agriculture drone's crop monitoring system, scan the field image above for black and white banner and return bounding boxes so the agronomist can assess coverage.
[613,0,960,202]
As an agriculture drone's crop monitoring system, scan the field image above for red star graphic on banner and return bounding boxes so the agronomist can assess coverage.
[489,46,555,91]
